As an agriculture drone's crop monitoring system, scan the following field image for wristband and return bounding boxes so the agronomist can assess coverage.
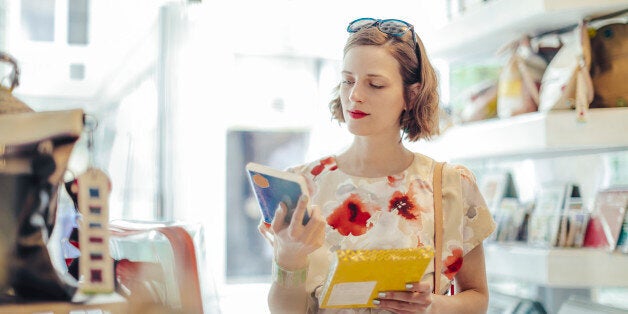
[272,260,307,288]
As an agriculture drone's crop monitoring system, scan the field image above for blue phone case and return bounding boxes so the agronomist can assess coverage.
[246,163,310,225]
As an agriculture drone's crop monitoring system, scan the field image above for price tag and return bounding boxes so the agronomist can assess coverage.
[76,168,114,294]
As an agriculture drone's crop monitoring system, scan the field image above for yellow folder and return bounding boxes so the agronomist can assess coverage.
[319,247,434,309]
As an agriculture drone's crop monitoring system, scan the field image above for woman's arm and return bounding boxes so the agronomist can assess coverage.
[430,243,489,313]
[267,273,309,314]
[260,196,326,313]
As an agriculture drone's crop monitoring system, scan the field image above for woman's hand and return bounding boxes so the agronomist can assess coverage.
[258,195,326,270]
[374,282,433,314]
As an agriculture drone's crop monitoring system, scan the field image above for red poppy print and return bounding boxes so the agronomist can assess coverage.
[388,191,419,220]
[311,156,338,177]
[443,247,464,280]
[327,193,372,236]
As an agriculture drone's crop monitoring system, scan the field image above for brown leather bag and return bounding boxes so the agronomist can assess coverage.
[0,109,84,301]
[1,52,85,301]
[590,18,628,108]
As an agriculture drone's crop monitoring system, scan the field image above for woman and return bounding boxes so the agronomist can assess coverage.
[259,18,496,314]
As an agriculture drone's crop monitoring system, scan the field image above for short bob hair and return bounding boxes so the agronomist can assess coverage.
[329,26,440,141]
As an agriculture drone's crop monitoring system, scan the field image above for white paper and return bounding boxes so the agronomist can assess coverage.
[326,281,376,306]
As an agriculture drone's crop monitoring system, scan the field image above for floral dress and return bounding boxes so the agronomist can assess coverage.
[287,153,496,314]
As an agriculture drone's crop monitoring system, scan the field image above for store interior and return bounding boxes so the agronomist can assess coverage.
[1,0,628,313]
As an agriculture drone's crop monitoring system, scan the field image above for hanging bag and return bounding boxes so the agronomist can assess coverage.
[538,21,595,121]
[0,109,84,301]
[496,36,547,118]
[0,52,85,301]
[589,10,628,108]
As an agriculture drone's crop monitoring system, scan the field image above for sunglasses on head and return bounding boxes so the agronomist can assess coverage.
[346,18,422,81]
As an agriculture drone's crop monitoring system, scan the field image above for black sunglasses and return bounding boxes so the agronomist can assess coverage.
[346,18,422,81]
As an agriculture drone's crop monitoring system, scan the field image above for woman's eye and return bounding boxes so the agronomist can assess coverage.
[370,83,384,89]
[341,80,354,85]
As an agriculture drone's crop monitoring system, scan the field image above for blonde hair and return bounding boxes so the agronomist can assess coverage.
[329,26,440,141]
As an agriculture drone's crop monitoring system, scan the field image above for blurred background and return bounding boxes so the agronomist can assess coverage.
[1,0,627,313]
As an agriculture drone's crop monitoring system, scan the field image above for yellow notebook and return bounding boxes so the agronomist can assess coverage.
[319,247,434,309]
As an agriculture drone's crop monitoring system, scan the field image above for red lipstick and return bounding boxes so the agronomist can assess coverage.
[348,110,369,119]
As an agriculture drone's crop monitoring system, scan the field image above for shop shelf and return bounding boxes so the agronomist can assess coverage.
[409,107,628,162]
[424,0,628,63]
[484,243,628,287]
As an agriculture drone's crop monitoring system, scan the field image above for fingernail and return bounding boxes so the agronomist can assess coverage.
[372,299,380,305]
[301,195,309,202]
[378,292,386,298]
[406,283,414,290]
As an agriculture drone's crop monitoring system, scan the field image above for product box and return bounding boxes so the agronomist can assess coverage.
[319,247,433,309]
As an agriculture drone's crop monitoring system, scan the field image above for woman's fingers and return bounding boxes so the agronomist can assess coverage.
[302,206,326,246]
[374,282,433,313]
[290,194,310,226]
[382,290,432,304]
[405,282,431,294]
[376,299,430,314]
[271,202,288,233]
[258,220,275,245]
[270,198,326,261]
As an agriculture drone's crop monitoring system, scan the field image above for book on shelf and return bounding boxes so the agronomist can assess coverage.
[319,247,433,309]
[528,183,581,247]
[616,210,628,254]
[479,171,517,215]
[493,197,526,242]
[583,186,628,251]
[562,211,590,248]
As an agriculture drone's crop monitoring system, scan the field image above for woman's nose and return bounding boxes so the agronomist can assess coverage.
[349,84,363,103]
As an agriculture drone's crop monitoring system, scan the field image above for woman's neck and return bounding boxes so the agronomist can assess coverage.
[336,136,414,178]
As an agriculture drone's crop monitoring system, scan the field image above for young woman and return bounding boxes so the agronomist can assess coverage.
[259,18,496,314]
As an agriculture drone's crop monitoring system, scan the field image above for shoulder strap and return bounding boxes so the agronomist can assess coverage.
[432,161,445,294]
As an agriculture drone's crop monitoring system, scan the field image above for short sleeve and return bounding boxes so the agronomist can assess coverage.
[454,165,496,253]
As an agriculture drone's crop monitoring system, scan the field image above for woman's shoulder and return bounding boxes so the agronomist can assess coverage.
[445,163,479,185]
[411,153,479,185]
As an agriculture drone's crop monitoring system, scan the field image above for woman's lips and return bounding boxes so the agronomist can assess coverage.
[348,110,369,119]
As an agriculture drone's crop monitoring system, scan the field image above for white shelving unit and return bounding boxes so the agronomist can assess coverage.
[424,0,628,63]
[418,0,628,311]
[409,107,628,162]
[485,243,628,288]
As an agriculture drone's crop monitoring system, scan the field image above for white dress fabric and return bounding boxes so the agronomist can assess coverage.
[287,153,496,313]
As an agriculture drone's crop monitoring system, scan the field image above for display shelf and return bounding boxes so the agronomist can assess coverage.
[408,107,628,162]
[0,292,128,314]
[424,0,628,63]
[484,243,628,287]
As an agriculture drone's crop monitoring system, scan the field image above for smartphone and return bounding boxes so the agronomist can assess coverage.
[246,162,310,225]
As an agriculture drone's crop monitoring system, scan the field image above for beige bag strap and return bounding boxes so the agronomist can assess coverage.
[575,20,594,122]
[433,161,445,294]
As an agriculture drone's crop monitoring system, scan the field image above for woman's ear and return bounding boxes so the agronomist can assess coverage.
[406,82,421,109]
[409,82,421,97]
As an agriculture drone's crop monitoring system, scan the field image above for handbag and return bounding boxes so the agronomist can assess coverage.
[496,36,547,118]
[0,109,84,301]
[538,20,594,121]
[589,11,628,108]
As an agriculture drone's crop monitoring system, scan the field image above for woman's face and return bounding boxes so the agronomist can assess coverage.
[340,45,406,138]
